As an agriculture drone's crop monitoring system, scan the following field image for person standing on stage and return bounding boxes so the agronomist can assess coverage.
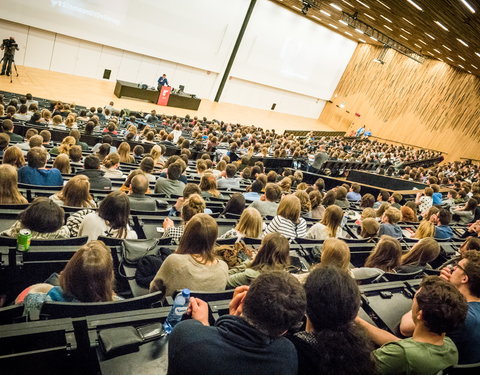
[157,73,169,90]
[1,37,19,76]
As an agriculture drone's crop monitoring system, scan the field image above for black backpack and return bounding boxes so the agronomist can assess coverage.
[134,247,173,288]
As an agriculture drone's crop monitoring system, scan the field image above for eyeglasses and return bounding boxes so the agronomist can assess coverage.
[455,262,470,277]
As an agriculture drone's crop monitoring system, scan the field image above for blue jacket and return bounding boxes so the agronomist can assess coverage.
[435,225,454,239]
[158,76,169,86]
[18,166,63,186]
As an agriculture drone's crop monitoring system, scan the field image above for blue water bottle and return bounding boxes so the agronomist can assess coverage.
[163,288,190,334]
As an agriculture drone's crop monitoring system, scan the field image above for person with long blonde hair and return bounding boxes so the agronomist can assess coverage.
[413,219,435,239]
[396,237,440,273]
[320,238,351,273]
[117,142,134,164]
[220,207,263,240]
[149,144,166,167]
[50,175,96,208]
[150,213,228,296]
[0,164,28,204]
[52,153,71,174]
[50,136,76,156]
[2,145,25,168]
[306,205,345,240]
[227,232,290,288]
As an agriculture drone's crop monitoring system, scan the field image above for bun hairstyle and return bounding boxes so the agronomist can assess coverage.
[181,193,206,222]
[103,152,120,168]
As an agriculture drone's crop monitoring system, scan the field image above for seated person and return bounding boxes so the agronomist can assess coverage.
[0,164,28,204]
[373,190,390,209]
[249,183,281,217]
[433,209,454,239]
[150,213,228,296]
[76,155,112,191]
[378,207,402,238]
[388,193,403,209]
[308,190,325,220]
[413,219,435,239]
[396,238,440,273]
[221,207,263,240]
[78,191,137,241]
[168,272,306,375]
[49,175,97,208]
[199,172,225,199]
[18,147,63,187]
[221,193,246,217]
[357,276,468,374]
[227,233,290,288]
[127,174,156,211]
[17,241,120,307]
[1,197,70,239]
[359,217,379,239]
[243,180,264,202]
[333,186,350,209]
[289,266,376,374]
[451,199,478,225]
[400,250,480,365]
[1,119,23,142]
[154,162,185,197]
[263,195,307,240]
[217,163,240,190]
[346,183,362,202]
[431,184,443,205]
[416,187,434,215]
[306,205,345,240]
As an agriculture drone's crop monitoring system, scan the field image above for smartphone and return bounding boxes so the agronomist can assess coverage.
[136,323,166,341]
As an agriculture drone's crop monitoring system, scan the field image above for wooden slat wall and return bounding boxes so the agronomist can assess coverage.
[319,44,480,161]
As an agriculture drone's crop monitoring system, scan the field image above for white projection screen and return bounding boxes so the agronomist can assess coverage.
[231,0,358,99]
[0,0,249,73]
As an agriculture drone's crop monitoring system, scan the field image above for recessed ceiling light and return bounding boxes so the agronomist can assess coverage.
[400,35,409,40]
[468,70,472,73]
[433,49,441,53]
[370,36,378,41]
[328,23,338,29]
[377,0,390,9]
[355,28,364,34]
[476,52,480,57]
[380,15,392,23]
[406,0,423,11]
[434,21,449,31]
[414,43,422,48]
[418,39,427,45]
[458,55,466,61]
[312,15,321,21]
[359,39,366,43]
[344,31,353,36]
[383,24,393,31]
[457,38,469,47]
[339,19,348,25]
[400,28,411,35]
[292,6,302,11]
[438,58,444,62]
[330,3,342,11]
[446,57,454,62]
[442,45,452,51]
[364,13,375,20]
[342,0,354,6]
[459,64,465,69]
[356,0,370,8]
[472,64,479,69]
[402,17,415,26]
[320,10,331,16]
[425,32,436,40]
[460,0,476,13]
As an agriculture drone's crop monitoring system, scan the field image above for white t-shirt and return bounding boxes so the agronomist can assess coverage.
[78,212,137,242]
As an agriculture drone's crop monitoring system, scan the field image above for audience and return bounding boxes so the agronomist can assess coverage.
[396,238,440,273]
[50,175,96,208]
[154,162,185,196]
[127,174,156,211]
[0,164,28,204]
[249,182,281,217]
[433,209,454,239]
[306,205,344,240]
[221,192,246,216]
[76,155,112,191]
[378,207,402,238]
[263,195,307,240]
[221,207,263,240]
[18,147,63,186]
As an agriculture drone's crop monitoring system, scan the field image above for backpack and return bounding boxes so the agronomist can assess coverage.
[135,247,173,288]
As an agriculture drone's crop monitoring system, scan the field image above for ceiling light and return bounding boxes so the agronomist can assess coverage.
[400,35,409,40]
[359,39,366,43]
[418,39,427,45]
[472,64,479,69]
[364,13,375,20]
[460,0,476,13]
[414,43,422,48]
[457,38,469,47]
[442,45,451,51]
[320,10,331,16]
[402,17,415,26]
[458,55,466,61]
[380,15,393,23]
[356,0,370,8]
[446,57,454,62]
[328,23,338,29]
[459,64,465,69]
[355,28,364,34]
[433,49,441,53]
[339,19,348,25]
[345,31,353,36]
[292,6,302,11]
[330,3,342,11]
[377,0,390,9]
[425,32,436,40]
[406,0,423,11]
[476,52,480,57]
[383,24,393,31]
[400,28,411,35]
[370,36,378,41]
[468,70,472,73]
[342,0,354,6]
[312,15,321,21]
[434,21,449,31]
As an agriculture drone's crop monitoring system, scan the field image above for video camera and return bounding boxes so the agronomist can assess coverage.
[2,38,18,53]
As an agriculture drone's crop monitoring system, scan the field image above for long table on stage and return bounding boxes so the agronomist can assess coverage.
[114,80,201,110]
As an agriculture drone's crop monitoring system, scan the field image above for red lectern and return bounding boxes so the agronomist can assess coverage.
[157,86,171,106]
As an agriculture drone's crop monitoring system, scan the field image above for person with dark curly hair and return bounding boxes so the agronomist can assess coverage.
[357,276,468,374]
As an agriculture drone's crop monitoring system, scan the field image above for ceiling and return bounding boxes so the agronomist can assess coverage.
[271,0,480,75]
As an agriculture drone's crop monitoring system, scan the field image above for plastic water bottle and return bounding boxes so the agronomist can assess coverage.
[163,289,190,334]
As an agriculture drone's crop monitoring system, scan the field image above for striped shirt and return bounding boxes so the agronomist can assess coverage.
[263,215,307,240]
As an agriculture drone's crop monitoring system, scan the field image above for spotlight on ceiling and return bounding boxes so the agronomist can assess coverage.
[302,1,312,14]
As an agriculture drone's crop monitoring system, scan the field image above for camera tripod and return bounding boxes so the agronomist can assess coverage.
[0,56,19,83]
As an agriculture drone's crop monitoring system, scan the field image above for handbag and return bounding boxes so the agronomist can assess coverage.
[121,238,160,266]
[99,326,142,357]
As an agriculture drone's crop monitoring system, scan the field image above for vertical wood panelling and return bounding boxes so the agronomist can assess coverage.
[319,44,480,161]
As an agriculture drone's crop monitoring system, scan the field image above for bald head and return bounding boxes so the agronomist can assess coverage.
[131,174,149,195]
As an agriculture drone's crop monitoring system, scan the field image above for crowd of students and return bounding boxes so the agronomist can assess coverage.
[1,92,480,374]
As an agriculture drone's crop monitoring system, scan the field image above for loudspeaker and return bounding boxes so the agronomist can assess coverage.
[103,69,111,79]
